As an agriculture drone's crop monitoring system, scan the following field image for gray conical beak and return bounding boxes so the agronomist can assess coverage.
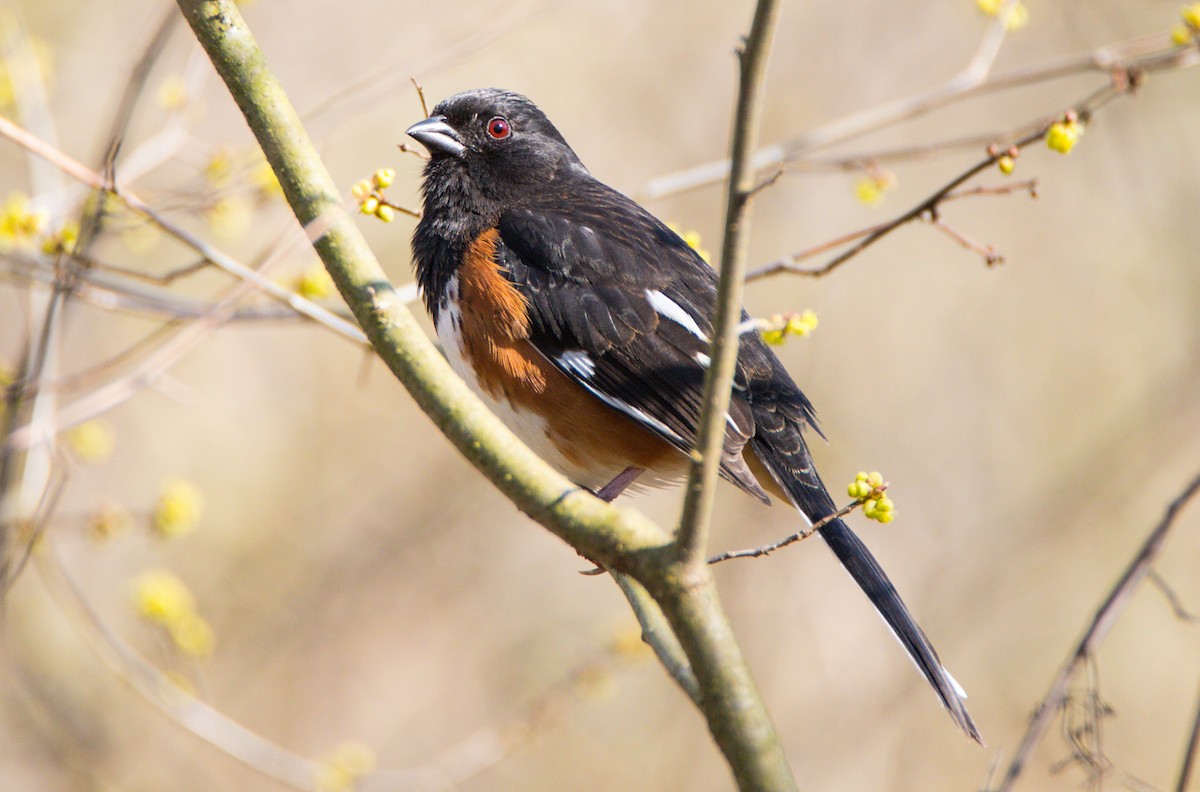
[406,115,466,158]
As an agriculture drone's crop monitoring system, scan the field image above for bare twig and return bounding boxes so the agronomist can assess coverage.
[707,501,856,565]
[1175,678,1200,792]
[0,7,66,597]
[925,216,1003,266]
[639,32,1197,201]
[410,77,428,119]
[676,0,782,569]
[993,470,1200,792]
[1148,569,1196,622]
[611,571,701,705]
[746,120,1056,281]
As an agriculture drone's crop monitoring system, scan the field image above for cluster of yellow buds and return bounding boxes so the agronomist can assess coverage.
[132,569,215,657]
[41,221,79,255]
[761,310,819,346]
[848,471,895,524]
[1046,112,1084,155]
[351,168,398,222]
[0,193,49,250]
[1174,4,1200,44]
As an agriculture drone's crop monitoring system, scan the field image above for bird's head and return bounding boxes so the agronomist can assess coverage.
[406,88,587,199]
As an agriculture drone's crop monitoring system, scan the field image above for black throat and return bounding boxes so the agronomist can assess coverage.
[411,157,501,321]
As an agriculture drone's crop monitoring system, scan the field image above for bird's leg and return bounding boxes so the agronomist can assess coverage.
[591,466,644,502]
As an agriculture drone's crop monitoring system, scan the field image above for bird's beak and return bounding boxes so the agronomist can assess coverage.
[406,115,466,158]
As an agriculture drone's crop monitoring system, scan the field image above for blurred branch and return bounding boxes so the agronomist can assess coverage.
[0,10,67,595]
[993,470,1200,792]
[0,113,367,344]
[5,238,300,451]
[639,31,1198,200]
[35,543,321,789]
[1176,678,1200,792]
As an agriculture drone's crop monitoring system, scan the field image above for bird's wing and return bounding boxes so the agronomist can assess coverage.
[494,186,769,501]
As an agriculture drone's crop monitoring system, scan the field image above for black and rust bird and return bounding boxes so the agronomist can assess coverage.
[407,88,981,743]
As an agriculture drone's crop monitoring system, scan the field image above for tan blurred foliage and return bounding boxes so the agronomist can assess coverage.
[1,1,1198,790]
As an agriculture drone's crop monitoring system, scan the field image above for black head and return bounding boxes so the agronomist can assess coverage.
[406,89,587,200]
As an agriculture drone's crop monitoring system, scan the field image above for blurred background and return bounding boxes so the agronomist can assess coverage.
[2,1,1199,790]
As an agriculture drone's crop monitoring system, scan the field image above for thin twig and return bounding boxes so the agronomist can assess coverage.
[994,470,1200,792]
[639,32,1196,200]
[746,117,1059,281]
[675,0,783,569]
[611,571,701,705]
[1148,569,1196,622]
[925,216,1003,266]
[1175,678,1200,792]
[707,501,857,565]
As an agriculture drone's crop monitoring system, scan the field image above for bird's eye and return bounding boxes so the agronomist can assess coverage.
[485,116,511,140]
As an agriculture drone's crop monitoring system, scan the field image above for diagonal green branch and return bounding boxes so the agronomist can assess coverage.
[173,0,669,575]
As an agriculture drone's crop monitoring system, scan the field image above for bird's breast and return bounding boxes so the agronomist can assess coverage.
[434,230,684,491]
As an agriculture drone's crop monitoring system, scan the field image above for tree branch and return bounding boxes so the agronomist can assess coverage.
[1175,677,1200,792]
[173,0,670,583]
[675,0,782,567]
[993,470,1200,791]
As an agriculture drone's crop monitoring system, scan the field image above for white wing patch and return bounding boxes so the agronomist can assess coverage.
[557,349,596,379]
[645,289,709,342]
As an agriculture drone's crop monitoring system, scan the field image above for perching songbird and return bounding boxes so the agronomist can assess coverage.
[406,88,979,742]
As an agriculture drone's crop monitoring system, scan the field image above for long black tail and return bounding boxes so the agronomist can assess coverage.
[749,426,982,744]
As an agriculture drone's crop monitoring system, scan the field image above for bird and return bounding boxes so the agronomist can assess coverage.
[405,87,981,743]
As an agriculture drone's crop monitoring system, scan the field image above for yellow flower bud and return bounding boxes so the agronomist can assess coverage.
[133,570,195,626]
[295,265,335,299]
[375,203,395,223]
[169,612,215,657]
[153,478,204,537]
[66,420,116,462]
[1184,3,1200,29]
[360,196,379,215]
[997,155,1015,175]
[1046,120,1083,154]
[372,168,395,189]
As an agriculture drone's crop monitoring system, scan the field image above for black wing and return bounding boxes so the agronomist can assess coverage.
[495,182,773,501]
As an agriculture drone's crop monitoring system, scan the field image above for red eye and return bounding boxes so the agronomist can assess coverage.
[486,116,511,139]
